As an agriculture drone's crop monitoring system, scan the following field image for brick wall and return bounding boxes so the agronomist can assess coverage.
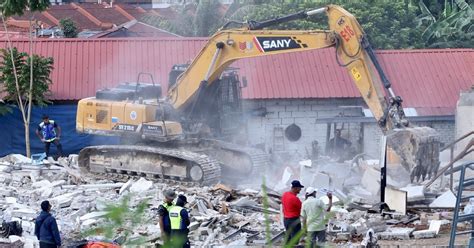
[243,99,455,161]
[242,98,365,160]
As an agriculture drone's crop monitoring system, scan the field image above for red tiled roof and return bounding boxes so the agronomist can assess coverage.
[0,38,471,116]
[150,8,178,19]
[81,3,131,25]
[6,3,146,32]
[92,21,180,38]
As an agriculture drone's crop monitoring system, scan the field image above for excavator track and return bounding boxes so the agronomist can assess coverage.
[213,141,269,176]
[78,145,221,185]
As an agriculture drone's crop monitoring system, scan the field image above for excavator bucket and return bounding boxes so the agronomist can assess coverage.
[387,127,441,183]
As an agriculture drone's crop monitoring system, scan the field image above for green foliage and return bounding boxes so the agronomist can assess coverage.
[261,178,272,245]
[142,0,424,49]
[0,0,50,17]
[0,48,54,107]
[81,195,149,246]
[417,0,474,48]
[59,18,78,38]
[235,1,423,49]
[0,102,12,115]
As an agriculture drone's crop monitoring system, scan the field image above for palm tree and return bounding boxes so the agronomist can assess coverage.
[417,0,474,48]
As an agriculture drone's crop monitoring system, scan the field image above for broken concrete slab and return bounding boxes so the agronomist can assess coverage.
[51,192,81,208]
[400,185,425,201]
[9,154,32,164]
[5,197,17,204]
[31,180,51,188]
[62,183,124,190]
[428,220,444,235]
[119,179,134,195]
[385,187,407,215]
[361,167,380,196]
[129,178,153,193]
[378,227,415,240]
[274,167,293,192]
[429,190,456,208]
[79,211,108,221]
[51,180,66,187]
[11,208,36,219]
[412,229,437,239]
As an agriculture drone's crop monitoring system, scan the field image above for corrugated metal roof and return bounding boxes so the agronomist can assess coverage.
[0,38,472,116]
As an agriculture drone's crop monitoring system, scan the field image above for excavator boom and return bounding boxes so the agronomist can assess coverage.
[167,5,440,182]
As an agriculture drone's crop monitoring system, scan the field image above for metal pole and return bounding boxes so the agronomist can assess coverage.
[449,166,466,248]
[380,135,387,204]
[450,146,454,191]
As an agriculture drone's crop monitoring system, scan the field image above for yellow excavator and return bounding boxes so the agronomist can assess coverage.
[76,5,440,185]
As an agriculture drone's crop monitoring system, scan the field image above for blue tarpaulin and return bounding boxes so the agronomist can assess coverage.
[0,104,119,157]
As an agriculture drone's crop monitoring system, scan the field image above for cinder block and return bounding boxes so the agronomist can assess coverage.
[278,111,292,118]
[285,105,298,111]
[298,105,311,111]
[292,111,318,118]
[281,118,295,125]
[266,105,286,112]
[289,100,305,106]
[294,118,314,125]
[266,118,282,125]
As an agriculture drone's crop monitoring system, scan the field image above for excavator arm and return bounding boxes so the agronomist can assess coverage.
[168,5,440,183]
[168,5,407,132]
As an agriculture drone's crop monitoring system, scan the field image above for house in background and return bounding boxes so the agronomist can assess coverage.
[0,2,179,38]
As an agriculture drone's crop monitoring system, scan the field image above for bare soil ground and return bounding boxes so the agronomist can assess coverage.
[376,233,469,248]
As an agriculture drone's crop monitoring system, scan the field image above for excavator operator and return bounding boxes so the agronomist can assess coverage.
[326,129,352,161]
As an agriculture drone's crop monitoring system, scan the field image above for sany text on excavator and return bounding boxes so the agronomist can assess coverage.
[76,5,440,185]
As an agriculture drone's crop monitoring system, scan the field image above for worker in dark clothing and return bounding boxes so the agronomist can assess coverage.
[158,189,176,244]
[35,201,61,248]
[169,195,191,248]
[281,180,304,245]
[36,115,63,159]
[326,129,352,161]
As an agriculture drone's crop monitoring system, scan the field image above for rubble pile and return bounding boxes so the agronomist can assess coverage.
[0,154,470,247]
[0,154,284,247]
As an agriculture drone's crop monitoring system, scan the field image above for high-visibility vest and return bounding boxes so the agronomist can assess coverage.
[161,202,174,212]
[169,206,184,230]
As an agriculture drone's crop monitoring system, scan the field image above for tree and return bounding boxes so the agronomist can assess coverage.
[59,18,78,38]
[0,48,54,106]
[141,0,424,49]
[0,0,50,157]
[417,0,474,48]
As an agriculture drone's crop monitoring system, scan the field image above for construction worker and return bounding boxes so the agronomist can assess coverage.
[169,195,190,248]
[36,115,63,159]
[301,187,332,247]
[158,189,176,243]
[281,180,304,245]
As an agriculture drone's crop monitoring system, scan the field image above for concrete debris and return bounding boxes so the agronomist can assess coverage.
[412,229,437,239]
[0,153,462,247]
[129,178,153,193]
[378,227,415,240]
[429,190,456,208]
[400,185,425,201]
[119,179,133,195]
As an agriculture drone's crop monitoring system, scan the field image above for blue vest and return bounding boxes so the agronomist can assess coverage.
[39,121,57,141]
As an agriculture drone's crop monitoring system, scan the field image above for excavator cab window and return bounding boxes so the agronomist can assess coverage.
[169,64,189,89]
